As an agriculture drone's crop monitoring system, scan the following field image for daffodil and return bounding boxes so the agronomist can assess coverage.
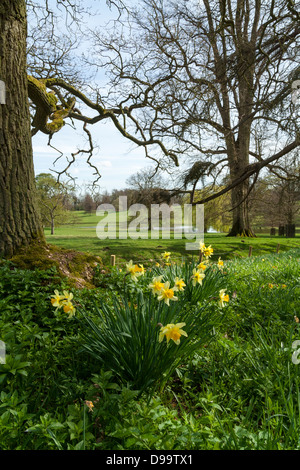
[63,290,74,302]
[204,245,213,258]
[197,262,207,272]
[217,257,224,269]
[50,289,65,308]
[134,264,145,275]
[219,289,229,307]
[192,268,205,286]
[126,260,141,282]
[159,322,188,345]
[199,242,206,253]
[51,290,75,318]
[63,300,76,318]
[157,281,178,306]
[162,251,171,262]
[173,277,186,292]
[149,276,165,295]
[85,400,94,412]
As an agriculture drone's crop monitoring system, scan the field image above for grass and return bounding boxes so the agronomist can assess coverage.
[45,210,300,265]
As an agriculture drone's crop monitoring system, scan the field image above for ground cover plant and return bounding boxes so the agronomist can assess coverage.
[1,244,300,450]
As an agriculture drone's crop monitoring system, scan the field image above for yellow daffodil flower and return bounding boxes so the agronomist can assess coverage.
[63,300,76,318]
[50,289,65,308]
[63,290,74,302]
[162,251,171,262]
[217,257,224,268]
[173,277,186,292]
[149,276,165,295]
[126,260,141,282]
[199,242,206,253]
[51,290,76,318]
[204,245,213,258]
[197,262,207,272]
[134,264,145,275]
[159,322,188,345]
[157,281,178,306]
[219,289,229,307]
[192,268,205,286]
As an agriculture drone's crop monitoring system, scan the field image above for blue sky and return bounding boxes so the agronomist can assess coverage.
[32,117,151,193]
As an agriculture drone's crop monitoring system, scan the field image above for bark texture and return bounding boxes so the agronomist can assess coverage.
[0,0,44,257]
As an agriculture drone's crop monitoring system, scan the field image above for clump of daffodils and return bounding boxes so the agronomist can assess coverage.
[149,275,186,306]
[158,322,188,345]
[125,260,146,282]
[51,290,76,318]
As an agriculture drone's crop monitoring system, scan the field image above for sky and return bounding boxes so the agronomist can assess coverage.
[31,0,161,194]
[32,118,152,193]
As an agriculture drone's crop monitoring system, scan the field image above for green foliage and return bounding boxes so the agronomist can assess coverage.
[35,173,75,232]
[1,249,300,449]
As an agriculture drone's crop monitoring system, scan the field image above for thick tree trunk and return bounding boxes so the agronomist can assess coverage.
[0,0,45,257]
[227,180,256,237]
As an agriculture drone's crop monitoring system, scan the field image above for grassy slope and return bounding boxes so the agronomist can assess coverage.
[45,210,300,265]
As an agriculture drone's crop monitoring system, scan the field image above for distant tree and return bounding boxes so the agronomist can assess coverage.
[82,193,96,213]
[249,155,300,229]
[35,173,73,235]
[183,185,232,233]
[126,167,173,228]
[126,167,171,206]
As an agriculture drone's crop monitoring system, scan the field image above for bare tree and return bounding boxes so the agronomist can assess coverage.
[88,0,299,236]
[249,152,300,230]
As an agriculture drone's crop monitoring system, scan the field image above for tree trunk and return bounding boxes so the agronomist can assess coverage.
[227,180,256,237]
[0,0,45,257]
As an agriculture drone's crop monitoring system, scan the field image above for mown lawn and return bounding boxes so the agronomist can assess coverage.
[45,211,300,265]
[1,244,300,450]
